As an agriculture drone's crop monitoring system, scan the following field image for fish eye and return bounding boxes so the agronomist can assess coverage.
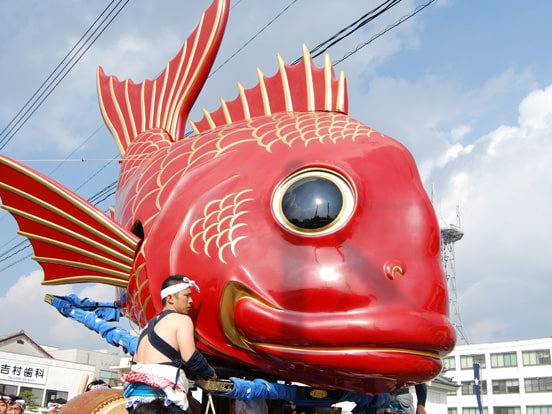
[272,169,355,235]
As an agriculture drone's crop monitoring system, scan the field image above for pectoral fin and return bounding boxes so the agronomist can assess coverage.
[0,155,140,287]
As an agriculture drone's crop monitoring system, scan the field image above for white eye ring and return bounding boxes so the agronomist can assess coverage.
[272,168,355,236]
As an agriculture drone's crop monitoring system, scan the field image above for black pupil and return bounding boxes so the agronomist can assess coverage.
[282,176,343,230]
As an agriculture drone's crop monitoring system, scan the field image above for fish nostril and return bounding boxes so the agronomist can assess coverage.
[384,261,405,280]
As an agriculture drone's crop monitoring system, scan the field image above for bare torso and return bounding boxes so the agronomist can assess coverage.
[134,311,197,364]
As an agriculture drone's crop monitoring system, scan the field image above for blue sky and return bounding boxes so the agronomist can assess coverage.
[1,0,552,352]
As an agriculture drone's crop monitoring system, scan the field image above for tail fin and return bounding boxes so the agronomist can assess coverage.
[97,0,229,156]
[0,155,140,287]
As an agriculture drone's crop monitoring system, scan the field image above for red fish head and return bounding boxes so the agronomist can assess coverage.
[95,0,455,393]
[136,111,456,393]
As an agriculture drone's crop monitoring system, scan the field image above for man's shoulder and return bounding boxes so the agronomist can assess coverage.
[160,310,193,323]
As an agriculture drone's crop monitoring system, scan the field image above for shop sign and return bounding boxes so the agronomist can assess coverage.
[0,361,47,384]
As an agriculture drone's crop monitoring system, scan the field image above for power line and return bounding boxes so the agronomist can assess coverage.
[293,0,404,65]
[14,158,119,163]
[334,0,437,66]
[209,0,299,77]
[87,180,118,204]
[0,0,131,151]
[0,252,32,274]
[0,240,31,265]
[73,156,118,193]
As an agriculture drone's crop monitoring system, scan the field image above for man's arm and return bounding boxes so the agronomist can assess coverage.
[175,315,197,361]
[176,314,216,379]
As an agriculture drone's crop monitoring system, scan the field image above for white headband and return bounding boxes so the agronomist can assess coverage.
[160,277,200,299]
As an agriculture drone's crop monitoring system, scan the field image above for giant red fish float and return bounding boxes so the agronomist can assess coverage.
[0,0,455,397]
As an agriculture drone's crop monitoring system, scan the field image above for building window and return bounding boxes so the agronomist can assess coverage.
[448,408,458,414]
[461,380,487,395]
[527,406,552,414]
[463,408,488,414]
[448,387,459,396]
[525,377,552,393]
[460,354,486,369]
[492,379,519,394]
[20,386,44,408]
[443,356,456,371]
[522,350,551,366]
[0,384,18,396]
[494,407,520,414]
[99,369,122,388]
[491,352,517,368]
[45,390,69,406]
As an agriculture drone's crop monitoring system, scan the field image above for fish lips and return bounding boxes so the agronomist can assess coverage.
[220,281,455,389]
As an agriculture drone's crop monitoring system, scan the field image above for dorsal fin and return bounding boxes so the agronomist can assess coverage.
[189,44,348,135]
[96,0,229,156]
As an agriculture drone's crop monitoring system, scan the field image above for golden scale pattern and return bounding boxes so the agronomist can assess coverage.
[123,112,374,232]
[123,113,377,323]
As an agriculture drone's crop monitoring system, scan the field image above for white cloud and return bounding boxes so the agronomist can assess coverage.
[0,270,126,350]
[518,85,552,131]
[451,124,472,141]
[433,84,552,342]
[437,142,473,168]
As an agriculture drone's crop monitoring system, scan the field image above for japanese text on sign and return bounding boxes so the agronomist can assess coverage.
[0,361,48,384]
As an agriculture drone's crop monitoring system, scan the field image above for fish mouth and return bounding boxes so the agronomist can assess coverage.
[220,282,454,385]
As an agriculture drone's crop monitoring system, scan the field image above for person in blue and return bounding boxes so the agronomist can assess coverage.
[122,275,217,414]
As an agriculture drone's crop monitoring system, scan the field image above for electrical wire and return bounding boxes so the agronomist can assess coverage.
[0,240,30,265]
[334,0,437,66]
[292,0,404,65]
[0,0,131,151]
[209,0,299,77]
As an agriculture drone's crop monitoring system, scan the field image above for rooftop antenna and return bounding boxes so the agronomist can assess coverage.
[432,184,470,344]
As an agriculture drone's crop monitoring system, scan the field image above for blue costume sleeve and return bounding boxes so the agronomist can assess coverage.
[186,349,215,378]
[415,383,427,406]
[47,294,138,354]
[225,378,297,403]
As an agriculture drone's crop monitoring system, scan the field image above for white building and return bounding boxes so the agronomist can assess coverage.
[427,376,460,414]
[0,331,124,408]
[444,337,552,414]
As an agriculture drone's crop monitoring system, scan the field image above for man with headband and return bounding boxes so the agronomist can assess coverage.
[4,396,25,413]
[123,275,217,414]
[0,396,8,414]
[47,398,66,414]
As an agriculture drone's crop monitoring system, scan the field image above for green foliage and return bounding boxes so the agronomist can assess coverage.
[19,390,39,410]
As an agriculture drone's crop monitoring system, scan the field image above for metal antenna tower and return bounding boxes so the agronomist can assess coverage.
[440,204,469,344]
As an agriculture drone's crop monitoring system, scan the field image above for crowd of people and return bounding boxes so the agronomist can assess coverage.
[0,395,26,413]
[0,394,68,414]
